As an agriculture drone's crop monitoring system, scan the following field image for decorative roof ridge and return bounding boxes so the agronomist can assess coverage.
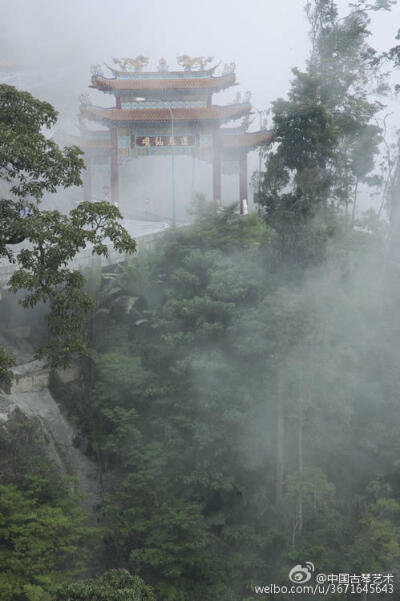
[219,129,273,149]
[105,62,221,78]
[88,72,237,93]
[92,70,236,84]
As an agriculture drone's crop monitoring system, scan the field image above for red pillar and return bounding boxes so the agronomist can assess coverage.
[212,129,221,202]
[239,151,248,215]
[83,154,92,202]
[111,127,119,206]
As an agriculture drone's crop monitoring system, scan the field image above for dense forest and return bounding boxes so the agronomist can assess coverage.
[1,1,400,600]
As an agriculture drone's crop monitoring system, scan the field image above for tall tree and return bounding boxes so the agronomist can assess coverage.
[255,0,385,265]
[0,85,136,377]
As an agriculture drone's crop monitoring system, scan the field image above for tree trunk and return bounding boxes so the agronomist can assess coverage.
[275,368,285,504]
[291,516,298,549]
[298,399,304,536]
[351,179,358,224]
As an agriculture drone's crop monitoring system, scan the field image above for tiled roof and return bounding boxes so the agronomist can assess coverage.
[90,72,235,92]
[81,103,251,124]
[106,64,219,77]
[220,130,273,148]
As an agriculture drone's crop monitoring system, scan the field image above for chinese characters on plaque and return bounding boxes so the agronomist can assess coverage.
[133,135,196,147]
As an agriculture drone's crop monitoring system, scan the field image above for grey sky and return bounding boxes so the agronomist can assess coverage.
[0,1,307,111]
[1,0,398,113]
[1,0,399,212]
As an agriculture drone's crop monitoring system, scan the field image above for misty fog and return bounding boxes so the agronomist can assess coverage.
[1,1,400,600]
[1,0,398,217]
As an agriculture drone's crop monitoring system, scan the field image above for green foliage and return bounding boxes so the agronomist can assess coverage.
[0,481,96,601]
[3,3,400,599]
[0,395,100,601]
[0,346,15,388]
[61,209,273,600]
[0,84,136,369]
[0,84,82,201]
[256,0,383,265]
[103,473,215,601]
[7,201,136,367]
[272,89,337,172]
[349,496,400,573]
[59,193,400,601]
[54,569,155,601]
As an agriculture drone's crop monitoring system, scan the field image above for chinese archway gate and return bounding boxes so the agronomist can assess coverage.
[74,56,272,214]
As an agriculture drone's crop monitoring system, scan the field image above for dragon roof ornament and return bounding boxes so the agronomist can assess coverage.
[112,56,149,72]
[176,55,214,71]
[90,64,103,78]
[79,92,92,106]
[222,62,236,75]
